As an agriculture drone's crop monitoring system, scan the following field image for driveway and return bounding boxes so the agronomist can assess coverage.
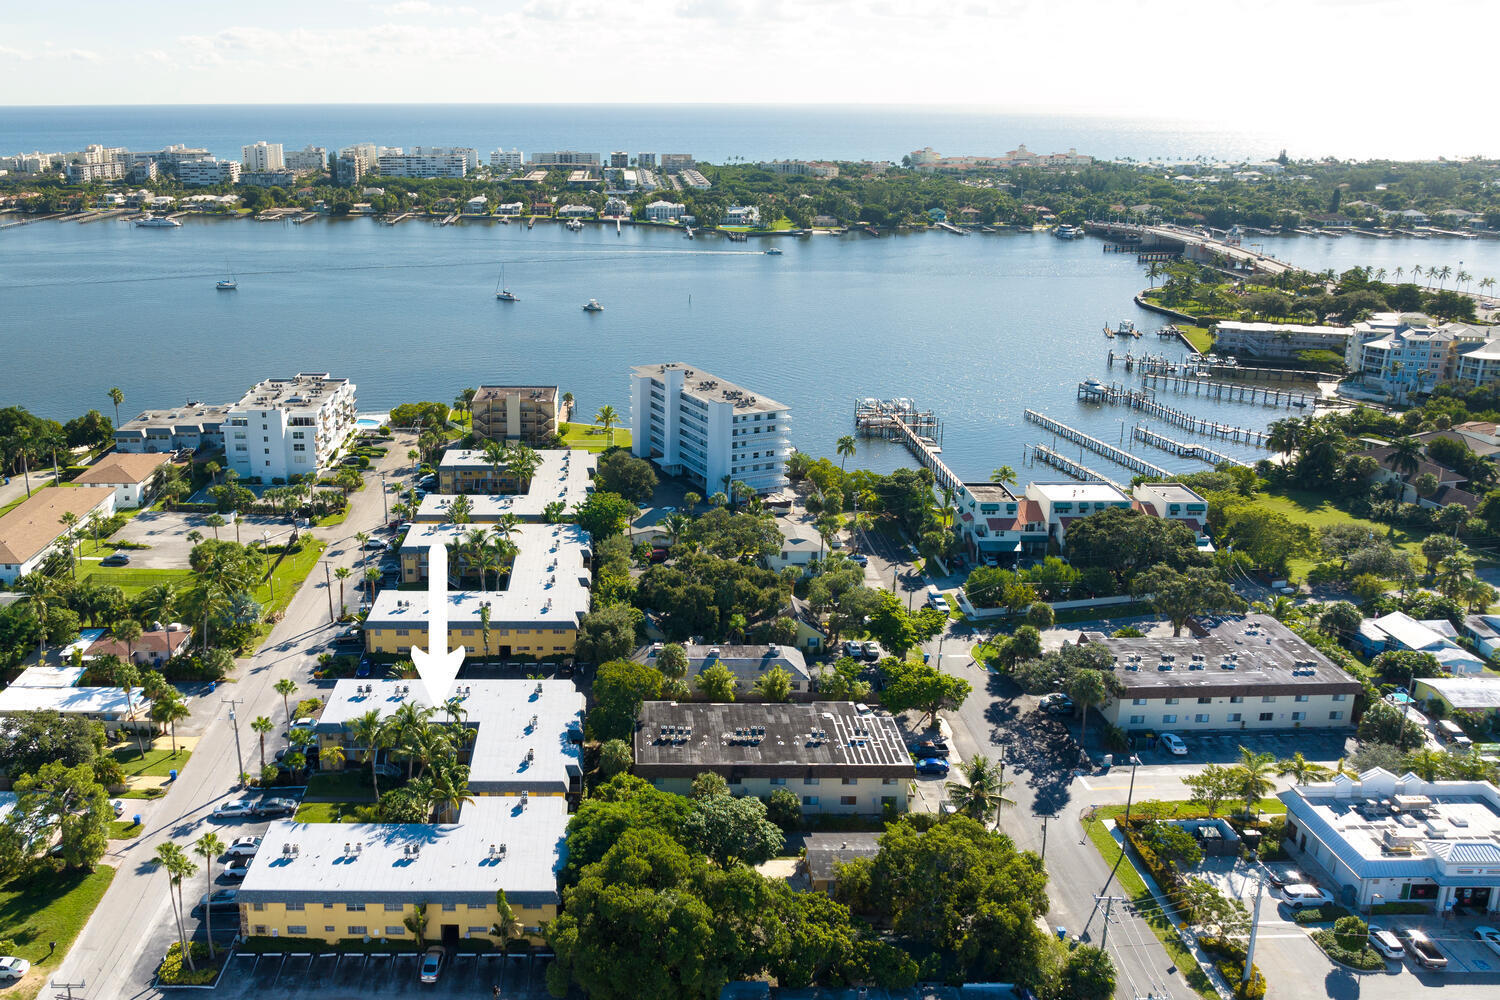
[107,510,301,569]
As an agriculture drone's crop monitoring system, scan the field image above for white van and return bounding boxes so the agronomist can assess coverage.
[1436,719,1473,749]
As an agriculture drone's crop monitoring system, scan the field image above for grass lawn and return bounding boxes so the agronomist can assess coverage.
[111,743,192,779]
[116,786,166,800]
[560,422,632,452]
[252,537,327,619]
[0,865,116,997]
[108,819,143,840]
[1253,489,1425,580]
[315,510,348,527]
[78,566,192,596]
[304,770,377,802]
[1179,323,1214,354]
[294,801,371,823]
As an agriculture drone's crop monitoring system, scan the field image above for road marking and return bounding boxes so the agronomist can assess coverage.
[1074,775,1093,791]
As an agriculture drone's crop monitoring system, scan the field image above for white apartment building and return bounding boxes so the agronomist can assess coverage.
[224,373,357,481]
[681,169,712,189]
[1211,321,1352,361]
[376,151,468,179]
[65,161,126,183]
[177,158,241,186]
[409,145,478,171]
[114,403,230,453]
[758,160,840,179]
[528,151,601,168]
[1132,482,1214,551]
[660,153,694,171]
[283,145,327,172]
[630,363,791,495]
[490,148,524,171]
[495,202,524,217]
[637,152,657,169]
[645,200,685,222]
[609,151,630,168]
[241,141,284,171]
[1085,614,1361,734]
[1342,313,1496,399]
[1026,482,1133,550]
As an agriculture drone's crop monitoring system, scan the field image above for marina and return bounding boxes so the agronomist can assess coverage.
[1022,409,1170,478]
[1077,381,1269,447]
[854,398,959,492]
[1131,424,1248,468]
[1028,444,1128,492]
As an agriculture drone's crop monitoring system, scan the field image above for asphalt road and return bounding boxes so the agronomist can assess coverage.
[53,435,416,1000]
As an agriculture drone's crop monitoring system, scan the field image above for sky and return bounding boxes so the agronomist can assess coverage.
[0,0,1492,132]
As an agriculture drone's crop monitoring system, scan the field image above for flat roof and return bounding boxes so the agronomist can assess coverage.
[420,449,595,521]
[72,453,173,486]
[1082,614,1361,697]
[116,403,231,433]
[379,522,591,629]
[0,487,115,564]
[803,832,881,882]
[473,385,558,403]
[1214,321,1348,335]
[319,679,584,795]
[962,483,1018,503]
[230,372,352,411]
[631,363,789,414]
[235,795,567,907]
[1027,482,1130,503]
[1134,483,1207,504]
[1414,676,1500,710]
[0,685,147,717]
[10,664,88,687]
[634,701,914,778]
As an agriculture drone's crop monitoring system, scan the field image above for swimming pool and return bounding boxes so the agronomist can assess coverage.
[355,412,390,430]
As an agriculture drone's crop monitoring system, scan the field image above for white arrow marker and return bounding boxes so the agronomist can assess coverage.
[410,541,466,706]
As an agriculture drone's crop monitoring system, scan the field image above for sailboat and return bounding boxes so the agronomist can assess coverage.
[494,265,518,302]
[216,262,237,290]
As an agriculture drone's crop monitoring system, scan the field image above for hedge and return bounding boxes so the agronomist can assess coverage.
[1311,929,1387,970]
[158,941,221,985]
[1371,901,1430,915]
[1292,903,1351,925]
[1198,937,1266,1000]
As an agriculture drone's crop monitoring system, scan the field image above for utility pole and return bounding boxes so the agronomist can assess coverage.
[1094,894,1124,951]
[222,699,246,786]
[324,560,335,623]
[1243,876,1266,985]
[1039,813,1049,862]
[380,472,389,522]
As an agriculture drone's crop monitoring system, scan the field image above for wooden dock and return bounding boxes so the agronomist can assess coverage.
[1132,425,1247,468]
[1139,371,1318,409]
[1024,410,1171,478]
[1030,445,1127,492]
[854,398,957,492]
[1079,383,1268,446]
[76,209,128,225]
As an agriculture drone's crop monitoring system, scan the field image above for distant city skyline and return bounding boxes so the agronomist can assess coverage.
[0,0,1486,149]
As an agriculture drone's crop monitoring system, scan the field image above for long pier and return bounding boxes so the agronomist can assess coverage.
[1030,445,1127,492]
[1079,383,1268,446]
[1132,425,1247,468]
[1139,371,1318,409]
[1023,410,1171,478]
[854,398,958,492]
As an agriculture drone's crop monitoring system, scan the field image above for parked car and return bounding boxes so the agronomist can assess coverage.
[289,717,316,733]
[112,799,124,817]
[1039,693,1074,715]
[100,553,131,567]
[211,800,259,821]
[1263,864,1305,890]
[1160,732,1188,755]
[1401,928,1447,969]
[860,641,882,662]
[648,547,670,563]
[1279,884,1334,910]
[223,837,261,859]
[221,858,251,882]
[842,640,862,658]
[914,757,950,776]
[911,739,950,758]
[362,538,386,551]
[258,797,297,818]
[355,656,373,679]
[1367,925,1404,961]
[419,945,446,984]
[849,553,868,566]
[0,957,30,981]
[1475,925,1500,958]
[196,888,240,914]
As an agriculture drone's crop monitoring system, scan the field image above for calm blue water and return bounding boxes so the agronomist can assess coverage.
[0,104,1450,164]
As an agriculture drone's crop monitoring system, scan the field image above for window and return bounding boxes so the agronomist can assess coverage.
[1129,715,1145,725]
[803,777,819,786]
[254,925,267,936]
[384,903,404,912]
[840,796,857,806]
[1195,714,1210,723]
[467,927,489,937]
[288,925,307,936]
[441,903,457,912]
[1230,696,1244,704]
[348,925,367,936]
[325,925,336,933]
[1132,698,1147,706]
[1332,693,1346,702]
[1227,713,1242,723]
[467,903,487,911]
[252,902,265,912]
[1262,696,1277,703]
[1329,711,1343,720]
[1294,694,1309,703]
[1292,712,1306,721]
[1162,714,1176,724]
[1198,697,1213,704]
[802,796,819,806]
[386,926,405,936]
[286,902,305,911]
[1165,697,1179,705]
[769,777,786,785]
[842,777,858,786]
[1259,712,1274,722]
[882,777,898,785]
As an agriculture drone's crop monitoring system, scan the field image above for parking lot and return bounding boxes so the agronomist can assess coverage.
[205,948,551,997]
[1192,855,1500,998]
[108,509,299,569]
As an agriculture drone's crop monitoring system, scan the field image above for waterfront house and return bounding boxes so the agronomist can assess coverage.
[629,363,791,496]
[471,385,567,446]
[722,205,759,226]
[114,403,229,454]
[953,482,1046,567]
[1023,482,1133,552]
[633,701,913,814]
[0,487,116,584]
[224,372,357,482]
[1084,614,1360,734]
[1210,321,1352,362]
[604,196,629,217]
[645,200,685,222]
[464,195,488,215]
[495,202,524,217]
[557,204,595,218]
[71,452,176,509]
[1132,483,1214,552]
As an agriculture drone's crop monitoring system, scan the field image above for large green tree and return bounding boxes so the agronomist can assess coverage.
[1132,564,1244,636]
[682,792,784,868]
[590,659,663,742]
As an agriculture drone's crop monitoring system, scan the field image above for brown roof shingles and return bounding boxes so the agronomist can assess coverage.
[0,488,114,564]
[72,453,172,486]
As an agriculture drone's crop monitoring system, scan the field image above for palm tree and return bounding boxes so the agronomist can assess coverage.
[836,435,856,469]
[15,573,57,661]
[478,602,492,659]
[1145,260,1165,289]
[508,446,542,491]
[251,715,273,771]
[490,889,523,949]
[1393,266,1405,283]
[114,618,143,665]
[1234,746,1277,817]
[428,762,474,822]
[193,832,225,961]
[154,842,197,971]
[153,690,190,755]
[403,902,429,948]
[1275,752,1331,785]
[1438,265,1452,289]
[351,709,389,799]
[335,566,351,615]
[136,582,178,631]
[354,531,370,569]
[593,404,620,447]
[1389,436,1423,484]
[407,448,420,471]
[944,755,1014,827]
[107,386,125,430]
[1481,276,1496,300]
[275,678,298,723]
[1402,748,1447,782]
[989,465,1017,488]
[1065,667,1110,752]
[482,439,508,490]
[59,511,81,576]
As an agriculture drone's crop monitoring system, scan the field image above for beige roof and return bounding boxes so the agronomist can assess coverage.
[72,453,172,486]
[0,488,114,564]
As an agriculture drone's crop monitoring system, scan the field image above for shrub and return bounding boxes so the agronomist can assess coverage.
[1312,928,1386,971]
[1333,914,1367,951]
[1371,901,1429,915]
[1293,903,1350,925]
[158,941,219,985]
[1200,937,1266,1000]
